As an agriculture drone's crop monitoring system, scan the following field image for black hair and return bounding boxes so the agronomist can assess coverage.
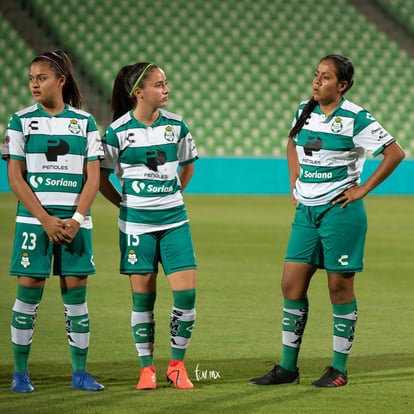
[31,51,83,108]
[289,54,354,138]
[111,62,159,121]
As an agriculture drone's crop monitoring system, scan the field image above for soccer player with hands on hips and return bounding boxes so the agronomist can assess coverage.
[249,54,405,387]
[2,51,105,392]
[99,62,198,390]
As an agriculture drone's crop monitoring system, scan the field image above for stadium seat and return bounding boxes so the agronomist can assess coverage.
[1,0,413,157]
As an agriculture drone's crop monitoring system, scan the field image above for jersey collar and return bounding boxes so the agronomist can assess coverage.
[314,97,345,122]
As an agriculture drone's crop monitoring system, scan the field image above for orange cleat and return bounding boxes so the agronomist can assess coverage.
[166,361,194,389]
[136,366,157,390]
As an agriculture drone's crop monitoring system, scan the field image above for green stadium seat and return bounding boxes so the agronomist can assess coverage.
[1,0,413,157]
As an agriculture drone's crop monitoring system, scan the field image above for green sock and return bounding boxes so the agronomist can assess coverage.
[131,291,156,368]
[11,285,44,372]
[332,299,358,374]
[280,297,309,372]
[61,286,89,372]
[170,289,196,361]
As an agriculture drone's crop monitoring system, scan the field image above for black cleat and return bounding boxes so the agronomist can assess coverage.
[249,365,299,385]
[311,366,348,387]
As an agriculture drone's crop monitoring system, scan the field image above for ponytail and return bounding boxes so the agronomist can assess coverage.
[289,98,318,138]
[111,62,158,121]
[111,65,135,121]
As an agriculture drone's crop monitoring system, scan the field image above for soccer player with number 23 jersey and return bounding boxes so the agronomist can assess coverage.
[2,51,105,393]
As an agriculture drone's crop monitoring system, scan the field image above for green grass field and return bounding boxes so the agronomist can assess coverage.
[0,193,413,413]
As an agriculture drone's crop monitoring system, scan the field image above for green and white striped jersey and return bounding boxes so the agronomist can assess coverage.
[292,98,395,206]
[101,109,198,235]
[2,103,104,224]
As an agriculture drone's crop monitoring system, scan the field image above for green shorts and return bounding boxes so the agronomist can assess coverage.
[10,222,96,278]
[285,200,367,273]
[119,222,197,275]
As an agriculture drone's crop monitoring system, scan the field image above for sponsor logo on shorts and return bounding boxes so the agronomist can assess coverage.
[128,249,138,265]
[20,252,31,268]
[338,255,349,266]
